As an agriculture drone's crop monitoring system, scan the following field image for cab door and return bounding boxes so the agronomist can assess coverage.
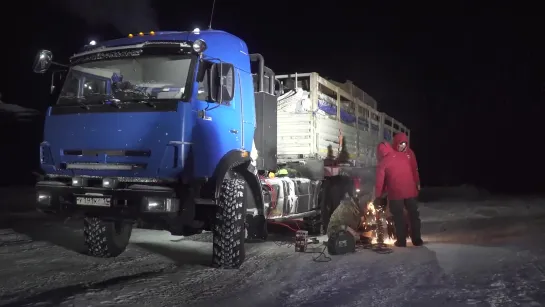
[192,60,241,178]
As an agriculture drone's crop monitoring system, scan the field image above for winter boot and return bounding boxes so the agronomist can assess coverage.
[411,238,424,246]
[394,240,407,247]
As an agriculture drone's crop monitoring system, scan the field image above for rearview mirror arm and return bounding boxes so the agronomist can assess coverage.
[51,61,69,68]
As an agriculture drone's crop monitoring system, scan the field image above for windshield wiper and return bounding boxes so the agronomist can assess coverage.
[58,96,90,110]
[82,94,122,109]
[105,98,122,109]
[140,99,156,108]
[117,97,157,108]
[77,101,90,110]
[112,82,165,108]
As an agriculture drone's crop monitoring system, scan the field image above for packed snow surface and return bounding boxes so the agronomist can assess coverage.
[0,189,544,306]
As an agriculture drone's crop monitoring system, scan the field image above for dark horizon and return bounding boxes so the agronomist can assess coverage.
[1,1,543,194]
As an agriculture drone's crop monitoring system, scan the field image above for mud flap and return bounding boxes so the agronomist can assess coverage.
[244,179,268,241]
[246,214,268,241]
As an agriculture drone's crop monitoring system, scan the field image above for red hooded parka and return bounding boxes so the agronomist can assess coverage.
[374,142,418,200]
[392,133,420,187]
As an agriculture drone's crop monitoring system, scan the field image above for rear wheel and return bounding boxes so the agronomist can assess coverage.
[212,177,246,269]
[84,217,132,257]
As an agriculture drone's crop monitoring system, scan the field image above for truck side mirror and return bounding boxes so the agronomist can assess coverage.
[33,50,53,74]
[210,63,234,103]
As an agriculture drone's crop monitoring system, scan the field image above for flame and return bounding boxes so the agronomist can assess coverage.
[367,202,376,215]
[371,236,394,245]
[364,201,395,245]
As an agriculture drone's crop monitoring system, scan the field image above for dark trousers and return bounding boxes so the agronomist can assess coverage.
[321,176,354,232]
[389,198,421,243]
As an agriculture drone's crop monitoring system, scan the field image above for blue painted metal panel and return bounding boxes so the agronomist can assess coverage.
[44,30,256,180]
[41,103,193,179]
[189,31,252,178]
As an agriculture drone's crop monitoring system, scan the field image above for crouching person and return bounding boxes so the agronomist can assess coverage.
[327,194,371,245]
[321,175,357,234]
[374,142,423,247]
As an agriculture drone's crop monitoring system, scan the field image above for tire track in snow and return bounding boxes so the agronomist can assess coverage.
[0,269,168,307]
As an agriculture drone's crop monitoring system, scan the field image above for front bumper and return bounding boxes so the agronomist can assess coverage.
[35,180,180,218]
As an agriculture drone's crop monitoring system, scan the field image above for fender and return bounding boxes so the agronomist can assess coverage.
[212,149,265,215]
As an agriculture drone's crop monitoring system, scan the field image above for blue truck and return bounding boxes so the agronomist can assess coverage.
[32,29,410,268]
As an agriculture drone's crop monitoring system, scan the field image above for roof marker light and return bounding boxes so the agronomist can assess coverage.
[128,33,134,38]
[150,31,155,35]
[89,40,96,46]
[138,32,144,36]
[193,28,200,34]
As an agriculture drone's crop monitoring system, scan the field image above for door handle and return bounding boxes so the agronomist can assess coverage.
[230,129,238,134]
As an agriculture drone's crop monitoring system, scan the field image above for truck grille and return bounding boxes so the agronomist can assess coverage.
[62,149,151,157]
[60,162,147,171]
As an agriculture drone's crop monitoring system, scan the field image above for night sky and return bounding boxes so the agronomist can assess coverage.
[1,1,543,194]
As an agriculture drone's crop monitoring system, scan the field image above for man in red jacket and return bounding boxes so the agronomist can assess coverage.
[392,132,420,191]
[374,142,423,247]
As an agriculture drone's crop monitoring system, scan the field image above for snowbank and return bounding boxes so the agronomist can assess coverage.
[417,185,545,224]
[0,102,43,186]
[419,185,490,202]
[0,103,41,122]
[0,186,37,213]
[420,197,545,223]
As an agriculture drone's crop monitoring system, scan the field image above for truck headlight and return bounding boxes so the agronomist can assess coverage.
[192,39,207,53]
[143,197,179,213]
[102,178,118,188]
[37,192,51,205]
[72,177,87,187]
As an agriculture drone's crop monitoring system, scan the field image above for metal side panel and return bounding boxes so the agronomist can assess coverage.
[277,112,314,159]
[341,124,358,158]
[359,143,379,167]
[262,176,319,217]
[254,92,278,170]
[315,117,358,158]
[383,126,393,142]
[315,116,339,156]
[357,129,381,167]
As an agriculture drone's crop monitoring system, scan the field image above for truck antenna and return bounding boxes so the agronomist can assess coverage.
[208,0,217,30]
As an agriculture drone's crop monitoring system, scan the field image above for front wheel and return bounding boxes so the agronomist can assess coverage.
[212,177,246,269]
[84,217,132,258]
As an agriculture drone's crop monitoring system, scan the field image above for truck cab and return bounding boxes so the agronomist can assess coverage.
[33,29,274,268]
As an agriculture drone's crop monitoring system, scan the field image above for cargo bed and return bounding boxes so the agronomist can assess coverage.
[276,72,410,167]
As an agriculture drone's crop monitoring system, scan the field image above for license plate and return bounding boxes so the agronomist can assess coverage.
[76,196,111,207]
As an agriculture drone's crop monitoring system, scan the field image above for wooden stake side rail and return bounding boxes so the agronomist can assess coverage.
[276,72,411,142]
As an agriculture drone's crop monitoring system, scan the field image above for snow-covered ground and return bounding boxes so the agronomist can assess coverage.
[420,197,545,223]
[1,188,545,306]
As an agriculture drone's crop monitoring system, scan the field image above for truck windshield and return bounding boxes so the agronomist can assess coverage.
[58,55,192,105]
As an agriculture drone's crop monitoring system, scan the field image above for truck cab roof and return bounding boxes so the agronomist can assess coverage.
[76,29,248,56]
